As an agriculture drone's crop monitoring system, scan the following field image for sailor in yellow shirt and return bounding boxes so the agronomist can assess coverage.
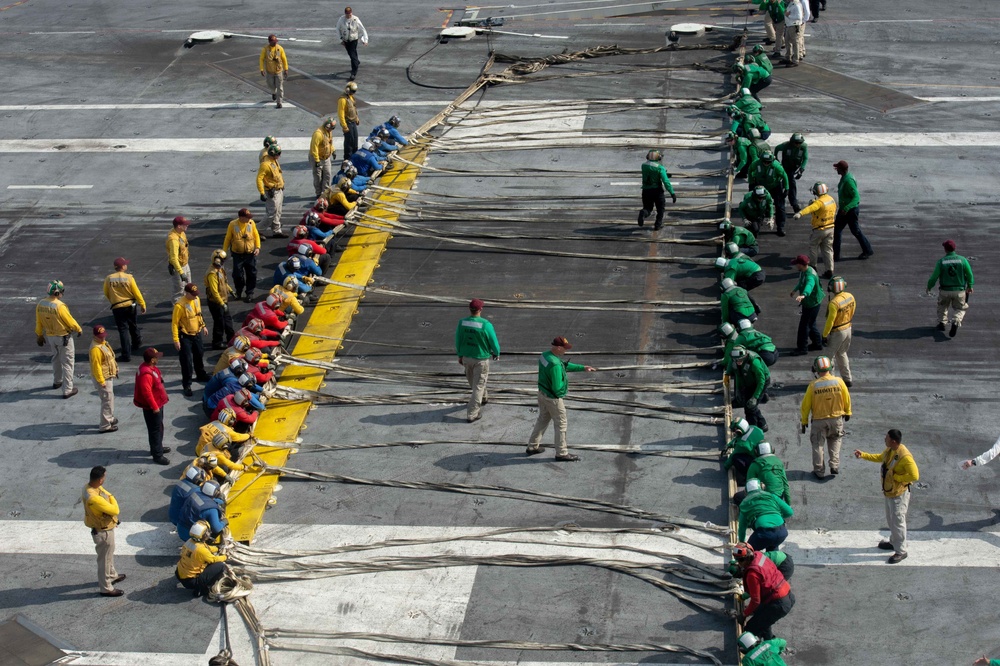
[102,256,145,362]
[172,283,209,395]
[222,208,261,302]
[166,216,193,303]
[257,144,286,238]
[89,326,119,433]
[338,81,360,156]
[196,431,249,473]
[83,465,126,596]
[821,275,856,387]
[205,249,236,349]
[270,276,306,316]
[259,34,289,108]
[793,182,838,279]
[800,355,851,479]
[310,118,338,197]
[176,520,228,597]
[35,280,82,398]
[854,429,919,563]
[322,177,358,216]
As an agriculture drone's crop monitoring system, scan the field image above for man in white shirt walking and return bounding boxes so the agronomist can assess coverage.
[336,6,369,82]
[783,0,807,66]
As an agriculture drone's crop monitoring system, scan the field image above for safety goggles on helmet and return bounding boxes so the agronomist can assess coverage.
[189,520,210,541]
[812,356,832,373]
[294,225,309,238]
[218,407,237,427]
[733,543,754,560]
[263,136,277,147]
[267,144,282,157]
[388,115,401,128]
[738,631,759,651]
[199,453,219,467]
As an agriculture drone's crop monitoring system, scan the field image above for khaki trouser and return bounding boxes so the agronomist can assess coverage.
[885,490,910,554]
[764,13,785,51]
[171,264,191,303]
[462,356,490,420]
[46,334,75,393]
[528,394,569,457]
[826,326,852,383]
[94,377,116,429]
[265,188,284,233]
[810,416,844,475]
[92,528,118,593]
[937,289,969,326]
[266,72,285,104]
[809,226,834,274]
[312,157,333,198]
[784,23,804,62]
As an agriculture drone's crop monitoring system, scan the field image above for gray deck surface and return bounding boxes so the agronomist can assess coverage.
[0,0,999,664]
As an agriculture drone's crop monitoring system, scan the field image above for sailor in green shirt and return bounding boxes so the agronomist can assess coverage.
[719,219,758,257]
[733,318,777,366]
[738,478,793,548]
[732,87,763,116]
[927,239,974,337]
[526,336,595,462]
[734,59,772,102]
[455,298,501,423]
[718,242,766,292]
[789,255,824,355]
[750,45,774,76]
[720,278,758,325]
[722,417,765,481]
[774,133,808,211]
[728,106,771,141]
[739,186,775,236]
[832,160,874,261]
[748,153,789,235]
[746,441,791,504]
[730,346,770,431]
[739,631,789,666]
[727,131,769,179]
[637,149,676,230]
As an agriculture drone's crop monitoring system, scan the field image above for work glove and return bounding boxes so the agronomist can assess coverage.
[844,415,851,422]
[745,398,758,410]
[793,212,801,219]
[801,423,808,434]
[671,194,677,204]
[224,474,237,485]
[794,169,803,180]
[260,194,267,202]
[491,355,500,361]
[36,335,45,347]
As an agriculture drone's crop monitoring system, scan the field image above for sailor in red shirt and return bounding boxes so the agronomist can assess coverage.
[733,542,795,640]
[287,227,331,272]
[301,197,345,232]
[133,347,171,464]
[242,347,273,384]
[243,293,288,332]
[211,388,261,431]
[232,318,280,350]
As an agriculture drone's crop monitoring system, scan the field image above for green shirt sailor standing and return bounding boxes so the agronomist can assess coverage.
[927,239,974,337]
[525,336,595,462]
[637,149,676,230]
[455,298,501,423]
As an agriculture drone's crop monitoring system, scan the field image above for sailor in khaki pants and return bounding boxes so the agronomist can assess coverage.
[35,280,82,398]
[800,356,851,479]
[822,276,856,386]
[525,336,595,463]
[854,429,919,564]
[455,298,501,423]
[90,325,120,432]
[83,466,126,596]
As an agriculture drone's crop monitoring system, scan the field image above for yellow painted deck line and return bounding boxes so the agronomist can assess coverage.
[227,144,429,542]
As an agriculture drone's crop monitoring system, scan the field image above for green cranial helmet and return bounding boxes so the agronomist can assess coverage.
[263,135,277,147]
[48,279,65,296]
[751,44,765,55]
[761,152,775,164]
[812,356,832,373]
[646,149,662,161]
[267,144,282,157]
[791,132,805,143]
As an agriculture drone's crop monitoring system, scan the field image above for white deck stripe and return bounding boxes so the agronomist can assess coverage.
[0,102,293,111]
[4,520,998,566]
[0,132,996,153]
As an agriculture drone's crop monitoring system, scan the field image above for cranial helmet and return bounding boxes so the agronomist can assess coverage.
[719,322,736,338]
[731,418,750,435]
[828,276,846,293]
[813,182,828,196]
[745,478,762,493]
[813,356,832,373]
[721,277,737,291]
[217,407,237,427]
[201,480,222,498]
[738,632,760,651]
[189,520,211,541]
[738,319,753,332]
[757,441,772,456]
[725,242,740,258]
[646,149,662,161]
